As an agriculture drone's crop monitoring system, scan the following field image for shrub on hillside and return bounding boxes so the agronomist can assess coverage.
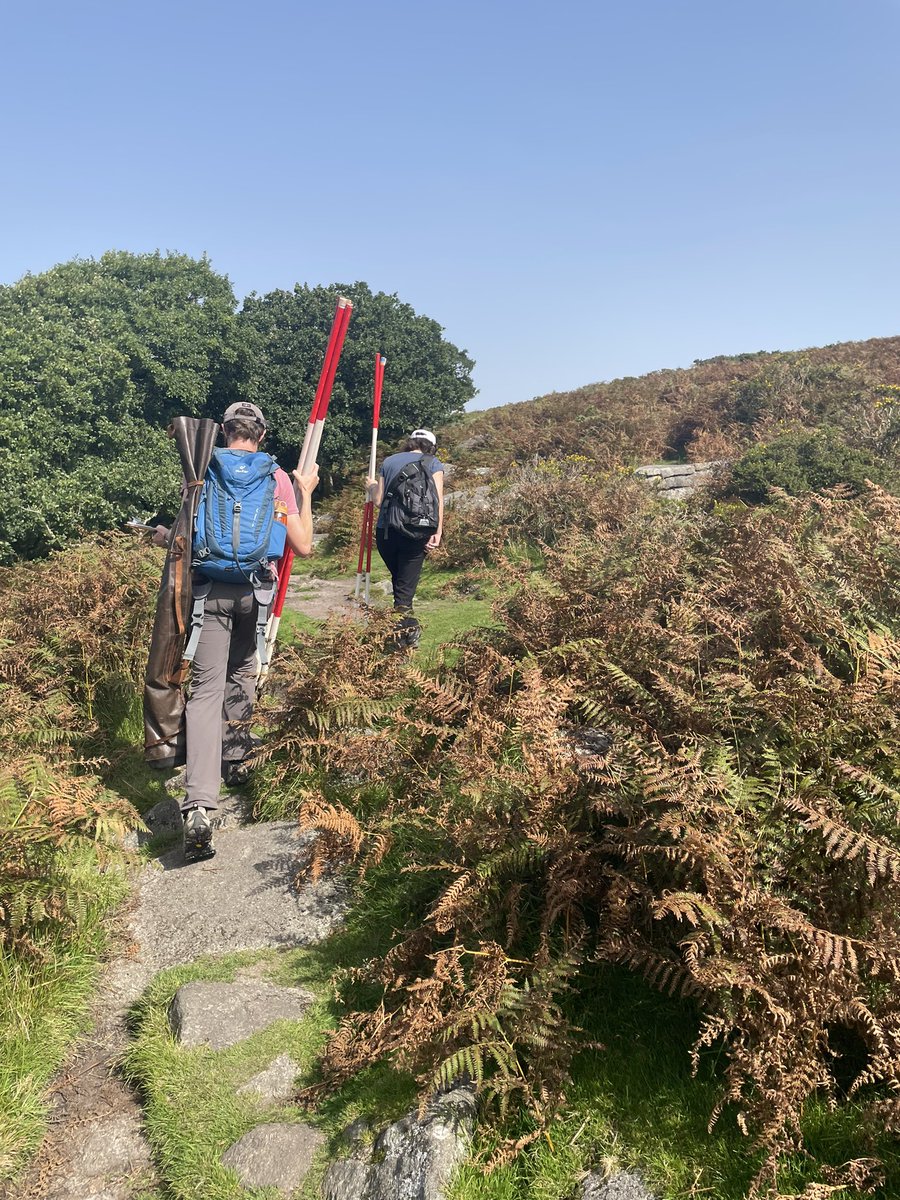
[262,479,900,1197]
[0,533,161,751]
[726,429,887,503]
[440,456,614,569]
[0,251,242,563]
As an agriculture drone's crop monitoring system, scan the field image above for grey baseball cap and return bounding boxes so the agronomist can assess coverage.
[223,402,266,428]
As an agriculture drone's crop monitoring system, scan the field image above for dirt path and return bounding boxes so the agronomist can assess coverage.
[8,793,344,1200]
[282,573,391,622]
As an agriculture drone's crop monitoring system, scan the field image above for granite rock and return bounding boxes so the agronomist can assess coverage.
[581,1169,656,1200]
[169,980,314,1050]
[237,1052,302,1104]
[222,1122,324,1193]
[322,1086,475,1200]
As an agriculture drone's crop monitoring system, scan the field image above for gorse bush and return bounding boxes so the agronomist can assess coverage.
[261,479,900,1197]
[726,429,887,503]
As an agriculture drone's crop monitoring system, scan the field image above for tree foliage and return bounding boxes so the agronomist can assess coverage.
[0,251,242,562]
[238,281,475,475]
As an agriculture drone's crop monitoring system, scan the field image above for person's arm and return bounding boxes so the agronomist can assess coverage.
[151,525,171,547]
[287,466,319,557]
[426,471,444,551]
[366,476,384,506]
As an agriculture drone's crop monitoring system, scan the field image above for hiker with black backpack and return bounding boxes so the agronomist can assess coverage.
[367,428,444,649]
[151,402,318,861]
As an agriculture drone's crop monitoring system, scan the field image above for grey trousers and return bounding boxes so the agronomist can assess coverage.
[184,581,258,811]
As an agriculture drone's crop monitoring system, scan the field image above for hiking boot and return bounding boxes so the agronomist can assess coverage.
[222,759,253,788]
[183,806,215,862]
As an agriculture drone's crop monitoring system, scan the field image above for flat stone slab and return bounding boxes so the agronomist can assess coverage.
[222,1122,324,1192]
[131,823,344,970]
[582,1170,656,1200]
[42,1111,154,1200]
[124,792,248,850]
[169,980,314,1049]
[237,1052,301,1104]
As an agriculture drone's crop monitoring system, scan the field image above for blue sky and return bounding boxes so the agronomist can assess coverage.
[2,1,898,409]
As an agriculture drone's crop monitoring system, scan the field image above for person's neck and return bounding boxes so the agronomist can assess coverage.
[226,439,260,452]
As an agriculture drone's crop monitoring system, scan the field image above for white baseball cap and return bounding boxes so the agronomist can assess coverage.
[410,428,436,447]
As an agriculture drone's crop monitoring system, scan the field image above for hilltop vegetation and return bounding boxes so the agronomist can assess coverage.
[4,260,900,1198]
[440,337,900,479]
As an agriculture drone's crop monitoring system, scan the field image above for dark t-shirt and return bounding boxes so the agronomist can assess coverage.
[377,451,444,531]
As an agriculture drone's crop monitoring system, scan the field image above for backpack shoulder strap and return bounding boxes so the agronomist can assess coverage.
[383,458,426,503]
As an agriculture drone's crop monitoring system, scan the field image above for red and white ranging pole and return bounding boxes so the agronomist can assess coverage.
[355,353,386,605]
[259,296,353,685]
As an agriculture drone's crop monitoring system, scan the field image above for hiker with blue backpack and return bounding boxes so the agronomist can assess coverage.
[367,428,444,650]
[152,401,318,861]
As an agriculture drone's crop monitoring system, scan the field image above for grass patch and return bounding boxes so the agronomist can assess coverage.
[415,593,498,660]
[0,849,128,1179]
[289,549,350,581]
[277,557,501,663]
[449,967,900,1199]
[278,608,322,642]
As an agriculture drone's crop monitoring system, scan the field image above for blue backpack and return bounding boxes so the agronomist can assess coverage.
[192,449,287,583]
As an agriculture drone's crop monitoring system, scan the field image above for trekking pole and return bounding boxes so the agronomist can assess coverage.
[364,502,375,605]
[353,503,370,600]
[355,353,386,603]
[259,296,353,686]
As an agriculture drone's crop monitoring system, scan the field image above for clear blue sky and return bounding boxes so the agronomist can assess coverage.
[2,1,898,410]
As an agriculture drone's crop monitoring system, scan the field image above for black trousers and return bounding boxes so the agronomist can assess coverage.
[376,527,427,620]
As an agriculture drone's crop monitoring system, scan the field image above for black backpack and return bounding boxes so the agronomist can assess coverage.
[384,455,440,540]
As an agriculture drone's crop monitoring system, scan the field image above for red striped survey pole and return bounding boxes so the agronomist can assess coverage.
[355,353,385,603]
[260,296,353,685]
[301,299,352,473]
[297,296,352,475]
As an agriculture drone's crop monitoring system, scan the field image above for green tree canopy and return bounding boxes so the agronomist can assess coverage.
[237,281,475,475]
[0,251,241,562]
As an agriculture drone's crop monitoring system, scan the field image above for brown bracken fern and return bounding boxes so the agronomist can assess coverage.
[262,480,900,1197]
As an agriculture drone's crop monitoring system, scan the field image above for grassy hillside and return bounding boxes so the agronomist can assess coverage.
[441,336,900,471]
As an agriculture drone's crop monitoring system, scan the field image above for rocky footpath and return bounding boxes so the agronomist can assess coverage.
[6,788,344,1200]
[7,783,479,1200]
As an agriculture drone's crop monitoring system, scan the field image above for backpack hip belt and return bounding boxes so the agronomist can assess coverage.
[181,570,277,675]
